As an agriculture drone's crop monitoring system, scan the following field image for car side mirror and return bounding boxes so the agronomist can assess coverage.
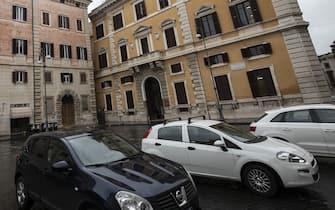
[214,140,228,152]
[52,160,72,172]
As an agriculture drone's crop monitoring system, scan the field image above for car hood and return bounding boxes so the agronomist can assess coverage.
[86,153,189,197]
[246,137,313,160]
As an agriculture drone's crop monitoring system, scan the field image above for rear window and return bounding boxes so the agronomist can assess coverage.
[158,126,182,142]
[254,113,268,122]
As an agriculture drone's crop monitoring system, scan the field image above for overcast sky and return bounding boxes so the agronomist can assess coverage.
[88,0,335,55]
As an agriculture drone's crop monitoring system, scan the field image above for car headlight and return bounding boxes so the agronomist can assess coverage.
[115,191,153,210]
[277,152,306,163]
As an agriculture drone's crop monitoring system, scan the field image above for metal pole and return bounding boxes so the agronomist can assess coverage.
[41,49,48,130]
[200,30,225,121]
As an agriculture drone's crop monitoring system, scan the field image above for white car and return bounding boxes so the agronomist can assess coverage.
[141,119,319,197]
[250,104,335,157]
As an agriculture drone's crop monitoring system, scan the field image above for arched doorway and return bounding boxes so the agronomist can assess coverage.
[144,77,164,121]
[62,95,75,127]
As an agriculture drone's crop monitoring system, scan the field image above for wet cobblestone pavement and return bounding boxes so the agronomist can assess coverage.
[1,125,335,210]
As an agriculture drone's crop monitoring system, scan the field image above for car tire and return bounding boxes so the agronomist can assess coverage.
[242,164,279,197]
[16,176,32,210]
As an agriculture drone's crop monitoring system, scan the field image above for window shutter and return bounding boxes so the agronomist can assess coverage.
[68,46,72,59]
[23,8,27,21]
[229,6,240,28]
[60,45,64,58]
[222,53,229,63]
[142,2,147,17]
[12,72,17,83]
[23,40,28,55]
[24,72,28,83]
[84,48,87,60]
[101,82,105,88]
[50,43,54,57]
[204,57,209,66]
[249,0,262,22]
[12,39,17,54]
[247,71,258,98]
[66,17,70,29]
[70,74,73,83]
[212,12,222,34]
[58,16,61,27]
[12,6,16,19]
[241,48,250,58]
[76,47,80,59]
[195,18,202,37]
[263,43,272,54]
[61,73,65,83]
[126,91,135,109]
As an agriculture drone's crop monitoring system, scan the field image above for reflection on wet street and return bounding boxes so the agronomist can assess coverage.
[1,126,334,210]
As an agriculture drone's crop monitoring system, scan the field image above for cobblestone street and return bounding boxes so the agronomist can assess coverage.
[1,125,335,210]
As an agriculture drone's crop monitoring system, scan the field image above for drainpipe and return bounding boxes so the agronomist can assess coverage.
[31,0,36,125]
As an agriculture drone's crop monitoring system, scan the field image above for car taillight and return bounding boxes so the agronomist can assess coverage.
[249,126,256,132]
[143,128,152,138]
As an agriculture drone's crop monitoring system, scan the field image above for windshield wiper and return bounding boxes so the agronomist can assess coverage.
[85,162,111,167]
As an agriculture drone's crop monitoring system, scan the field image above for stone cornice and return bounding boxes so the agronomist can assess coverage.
[89,0,127,21]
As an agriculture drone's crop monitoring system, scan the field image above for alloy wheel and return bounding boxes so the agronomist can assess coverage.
[16,181,26,207]
[247,168,272,193]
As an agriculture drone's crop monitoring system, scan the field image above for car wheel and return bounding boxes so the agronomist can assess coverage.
[16,176,32,210]
[242,164,279,197]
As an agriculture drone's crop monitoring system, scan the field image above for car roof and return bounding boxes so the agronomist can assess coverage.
[265,104,335,114]
[28,129,116,141]
[152,120,221,128]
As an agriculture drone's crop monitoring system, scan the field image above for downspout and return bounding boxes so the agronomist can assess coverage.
[31,0,35,124]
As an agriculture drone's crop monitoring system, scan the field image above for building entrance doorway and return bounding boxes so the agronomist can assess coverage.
[10,118,29,134]
[144,77,164,121]
[62,95,75,127]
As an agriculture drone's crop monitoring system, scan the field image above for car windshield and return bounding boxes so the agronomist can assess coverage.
[68,133,140,167]
[211,123,266,143]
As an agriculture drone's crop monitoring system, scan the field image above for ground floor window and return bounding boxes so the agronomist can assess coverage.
[247,68,277,98]
[214,75,233,101]
[326,71,335,88]
[46,97,54,114]
[11,118,30,134]
[105,94,112,111]
[81,95,89,112]
[125,90,135,110]
[174,82,189,112]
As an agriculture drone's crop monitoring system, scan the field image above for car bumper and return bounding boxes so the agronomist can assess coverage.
[277,158,320,188]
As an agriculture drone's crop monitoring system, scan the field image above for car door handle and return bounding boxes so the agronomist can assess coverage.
[323,129,335,133]
[188,147,196,151]
[281,128,291,131]
[155,143,161,146]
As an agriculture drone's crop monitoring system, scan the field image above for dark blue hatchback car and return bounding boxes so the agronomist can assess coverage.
[15,130,200,210]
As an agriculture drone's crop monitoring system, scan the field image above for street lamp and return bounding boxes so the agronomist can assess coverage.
[39,47,48,131]
[196,31,225,121]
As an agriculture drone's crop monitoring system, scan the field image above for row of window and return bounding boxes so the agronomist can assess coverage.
[12,39,87,60]
[102,67,277,113]
[12,5,83,31]
[96,0,262,41]
[104,90,135,112]
[11,71,88,84]
[101,76,135,89]
[98,41,272,70]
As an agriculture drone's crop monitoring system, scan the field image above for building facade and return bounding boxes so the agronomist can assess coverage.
[89,0,332,124]
[0,0,96,137]
[319,52,335,97]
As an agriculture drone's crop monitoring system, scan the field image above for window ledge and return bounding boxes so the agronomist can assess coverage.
[121,82,133,85]
[210,63,228,68]
[255,96,281,102]
[13,19,27,23]
[247,54,271,61]
[171,71,184,76]
[219,100,236,105]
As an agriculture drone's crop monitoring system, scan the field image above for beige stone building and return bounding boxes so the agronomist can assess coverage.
[89,0,332,125]
[0,0,96,137]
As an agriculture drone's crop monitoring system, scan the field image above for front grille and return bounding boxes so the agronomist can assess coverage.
[156,181,195,210]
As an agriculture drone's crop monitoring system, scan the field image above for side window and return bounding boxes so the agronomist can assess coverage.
[188,126,220,145]
[314,109,335,123]
[48,140,72,164]
[284,110,312,123]
[30,138,49,160]
[158,126,182,142]
[271,113,285,122]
